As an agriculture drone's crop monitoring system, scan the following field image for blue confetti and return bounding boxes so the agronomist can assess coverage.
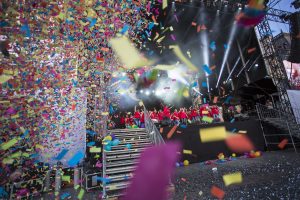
[56,149,69,160]
[202,65,212,75]
[68,151,84,167]
[121,24,129,34]
[87,141,95,147]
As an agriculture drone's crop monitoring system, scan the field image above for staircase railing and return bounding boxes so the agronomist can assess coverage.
[143,106,165,145]
[256,103,299,123]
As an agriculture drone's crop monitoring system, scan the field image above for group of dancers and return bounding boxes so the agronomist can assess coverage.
[108,103,224,129]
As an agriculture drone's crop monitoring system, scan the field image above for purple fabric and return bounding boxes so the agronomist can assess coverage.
[122,142,180,200]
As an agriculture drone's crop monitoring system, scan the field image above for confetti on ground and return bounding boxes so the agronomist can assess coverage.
[199,126,227,142]
[210,185,225,199]
[222,172,243,186]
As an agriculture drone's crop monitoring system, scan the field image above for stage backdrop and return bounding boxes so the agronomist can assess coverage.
[160,119,265,163]
[287,90,300,124]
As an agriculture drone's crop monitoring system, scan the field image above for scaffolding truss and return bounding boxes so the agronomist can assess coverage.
[255,5,294,114]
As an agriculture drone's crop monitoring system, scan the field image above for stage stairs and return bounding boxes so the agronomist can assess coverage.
[101,128,151,198]
[101,106,170,199]
[256,103,300,152]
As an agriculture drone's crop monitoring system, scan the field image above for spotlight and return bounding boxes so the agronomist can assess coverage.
[140,90,144,93]
[145,90,150,96]
[255,64,259,67]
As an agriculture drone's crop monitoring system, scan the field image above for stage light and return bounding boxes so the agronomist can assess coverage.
[255,64,259,67]
[216,20,238,88]
[140,90,143,93]
[157,74,160,77]
[122,72,126,76]
[145,90,150,96]
[225,56,241,83]
[152,90,155,93]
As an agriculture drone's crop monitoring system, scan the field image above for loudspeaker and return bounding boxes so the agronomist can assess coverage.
[289,12,300,63]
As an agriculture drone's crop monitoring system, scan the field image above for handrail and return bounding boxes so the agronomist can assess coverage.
[256,103,300,124]
[143,106,165,145]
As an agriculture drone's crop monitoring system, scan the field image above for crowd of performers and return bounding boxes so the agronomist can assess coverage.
[107,103,246,129]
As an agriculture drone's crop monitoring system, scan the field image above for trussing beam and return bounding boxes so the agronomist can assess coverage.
[266,8,292,24]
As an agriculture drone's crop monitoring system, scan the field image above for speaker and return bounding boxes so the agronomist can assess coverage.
[289,12,300,63]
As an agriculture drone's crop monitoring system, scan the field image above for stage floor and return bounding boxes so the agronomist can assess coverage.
[173,150,300,200]
[38,150,300,199]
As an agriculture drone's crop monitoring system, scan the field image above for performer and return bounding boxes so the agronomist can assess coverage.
[133,106,141,127]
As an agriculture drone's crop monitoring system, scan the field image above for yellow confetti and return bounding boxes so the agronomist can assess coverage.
[163,0,168,9]
[169,45,198,71]
[36,144,44,150]
[0,74,13,84]
[101,112,109,116]
[90,147,101,153]
[183,149,192,154]
[223,172,243,186]
[199,126,227,142]
[77,188,85,200]
[109,36,152,69]
[1,138,18,150]
[202,116,213,123]
[62,175,71,183]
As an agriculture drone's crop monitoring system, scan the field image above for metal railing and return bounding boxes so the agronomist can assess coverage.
[143,106,165,145]
[256,103,299,123]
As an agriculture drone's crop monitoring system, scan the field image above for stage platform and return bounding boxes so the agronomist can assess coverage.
[160,119,266,163]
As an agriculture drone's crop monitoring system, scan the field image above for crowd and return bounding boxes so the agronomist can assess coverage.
[106,103,246,129]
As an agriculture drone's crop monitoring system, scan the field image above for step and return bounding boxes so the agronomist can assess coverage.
[109,128,146,133]
[111,143,152,150]
[104,181,129,191]
[119,138,152,144]
[112,134,149,138]
[106,159,139,168]
[104,147,147,155]
[106,153,141,161]
[106,166,136,174]
[106,173,134,182]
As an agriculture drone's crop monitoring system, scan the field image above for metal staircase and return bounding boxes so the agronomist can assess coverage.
[101,106,166,199]
[256,103,300,152]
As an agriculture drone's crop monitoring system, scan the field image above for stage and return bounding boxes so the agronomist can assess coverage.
[160,119,266,163]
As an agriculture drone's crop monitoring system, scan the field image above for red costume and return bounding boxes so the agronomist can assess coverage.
[134,111,141,119]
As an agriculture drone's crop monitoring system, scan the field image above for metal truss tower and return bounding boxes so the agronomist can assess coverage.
[255,5,294,114]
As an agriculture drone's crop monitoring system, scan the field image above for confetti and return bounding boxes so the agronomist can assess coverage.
[225,134,254,153]
[77,188,85,200]
[169,45,198,71]
[68,151,84,167]
[1,138,18,150]
[183,149,192,154]
[109,37,152,69]
[167,126,178,139]
[222,172,243,186]
[199,126,227,142]
[278,138,289,149]
[210,185,225,199]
